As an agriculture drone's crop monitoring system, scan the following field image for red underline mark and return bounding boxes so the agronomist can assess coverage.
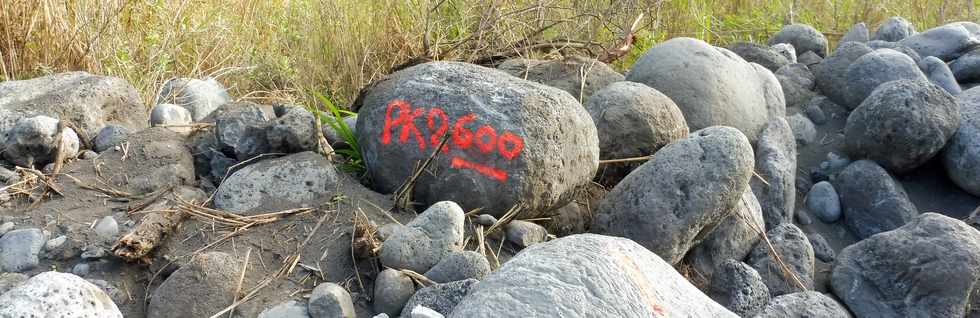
[450,156,507,182]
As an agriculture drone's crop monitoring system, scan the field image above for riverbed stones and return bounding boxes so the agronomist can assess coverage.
[899,22,980,61]
[423,250,490,283]
[213,151,338,214]
[919,56,962,95]
[754,291,852,318]
[497,56,624,102]
[3,115,80,168]
[844,48,928,108]
[806,181,842,223]
[147,252,240,318]
[873,16,917,42]
[813,41,873,106]
[0,228,45,273]
[841,22,870,44]
[728,42,791,72]
[156,77,232,121]
[943,86,980,196]
[707,260,771,317]
[213,101,272,161]
[775,63,817,109]
[832,160,918,239]
[950,47,980,82]
[267,105,318,153]
[0,271,122,317]
[685,189,765,278]
[747,223,814,296]
[751,117,797,229]
[768,23,828,57]
[309,283,355,318]
[379,201,465,273]
[374,268,416,316]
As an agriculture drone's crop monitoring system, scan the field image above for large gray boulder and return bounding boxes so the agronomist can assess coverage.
[0,72,145,139]
[585,81,689,187]
[728,42,791,72]
[0,271,122,317]
[919,56,962,95]
[707,260,770,317]
[899,23,980,61]
[768,24,829,57]
[943,87,980,196]
[379,201,465,273]
[775,63,817,109]
[213,151,338,214]
[626,37,784,142]
[844,48,928,108]
[449,234,738,317]
[950,47,980,82]
[751,118,797,229]
[844,80,960,174]
[147,252,240,318]
[840,22,870,44]
[832,160,918,239]
[754,291,852,318]
[832,213,980,318]
[3,115,80,168]
[497,56,624,102]
[267,106,318,153]
[872,16,917,42]
[747,223,814,296]
[156,77,232,121]
[685,189,764,279]
[591,126,754,264]
[813,41,873,106]
[356,61,598,218]
[213,101,272,161]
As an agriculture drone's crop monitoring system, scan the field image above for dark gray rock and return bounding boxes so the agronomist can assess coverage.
[943,86,980,196]
[707,260,770,317]
[156,77,231,121]
[919,56,962,95]
[867,40,924,62]
[776,63,817,109]
[686,189,764,279]
[752,118,797,229]
[807,232,835,263]
[496,56,624,102]
[748,223,814,296]
[754,291,852,318]
[900,23,980,61]
[806,181,841,223]
[786,113,816,147]
[93,124,129,153]
[423,250,490,283]
[796,210,812,225]
[591,126,754,264]
[771,43,797,63]
[950,47,980,82]
[728,42,791,72]
[72,263,91,276]
[356,61,598,218]
[832,160,917,239]
[768,24,828,57]
[374,268,416,316]
[3,115,80,168]
[449,234,738,317]
[149,103,193,134]
[504,220,548,248]
[832,213,980,318]
[309,283,355,318]
[841,22,870,44]
[797,51,823,66]
[213,152,338,215]
[813,41,873,106]
[585,81,688,187]
[803,99,827,125]
[0,272,122,317]
[844,80,960,173]
[147,252,240,318]
[268,106,317,153]
[626,37,784,142]
[214,101,271,161]
[380,201,465,273]
[0,228,45,273]
[400,279,477,317]
[258,300,310,318]
[873,16,917,42]
[845,48,928,108]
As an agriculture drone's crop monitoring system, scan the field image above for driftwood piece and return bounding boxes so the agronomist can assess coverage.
[112,199,184,263]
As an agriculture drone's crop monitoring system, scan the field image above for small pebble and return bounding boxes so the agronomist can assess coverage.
[504,220,548,248]
[78,150,98,160]
[93,216,119,240]
[806,181,842,223]
[45,235,67,251]
[72,263,91,276]
[80,246,106,260]
[474,214,497,227]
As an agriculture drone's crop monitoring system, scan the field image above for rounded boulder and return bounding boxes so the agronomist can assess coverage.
[844,48,928,108]
[768,23,828,58]
[943,87,980,196]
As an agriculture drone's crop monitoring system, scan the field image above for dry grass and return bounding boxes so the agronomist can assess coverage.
[1,0,978,109]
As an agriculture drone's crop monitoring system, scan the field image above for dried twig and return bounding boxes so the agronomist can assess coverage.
[393,132,450,211]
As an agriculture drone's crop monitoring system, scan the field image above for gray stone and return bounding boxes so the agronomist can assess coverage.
[796,210,812,225]
[950,47,980,82]
[213,151,338,215]
[585,81,688,187]
[81,245,106,259]
[807,232,835,263]
[147,252,240,318]
[845,48,928,108]
[0,272,27,295]
[771,43,797,63]
[900,23,980,61]
[0,228,45,273]
[356,61,598,218]
[449,234,737,317]
[873,16,917,42]
[259,300,310,318]
[806,181,841,223]
[768,23,828,57]
[803,99,827,125]
[942,86,980,196]
[373,268,416,317]
[797,51,823,66]
[813,41,873,106]
[919,56,962,95]
[3,115,80,167]
[752,118,797,229]
[400,279,477,317]
[268,106,317,153]
[754,291,852,318]
[626,37,784,142]
[747,223,814,296]
[321,115,358,147]
[44,235,67,251]
[786,113,816,147]
[591,127,754,264]
[0,271,122,317]
[78,149,97,159]
[380,201,465,273]
[94,216,119,240]
[149,103,193,134]
[686,189,764,279]
[473,214,496,227]
[93,124,129,153]
[832,160,917,239]
[707,260,770,317]
[841,22,870,44]
[423,250,490,283]
[410,306,444,318]
[214,101,271,161]
[832,213,980,318]
[728,42,791,72]
[844,80,960,173]
[156,77,232,121]
[496,56,624,102]
[309,283,355,318]
[504,220,548,248]
[72,263,91,276]
[867,40,924,62]
[776,63,817,109]
[810,152,851,183]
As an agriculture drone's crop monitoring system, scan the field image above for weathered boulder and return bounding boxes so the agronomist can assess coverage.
[379,201,465,273]
[751,117,797,229]
[841,22,870,44]
[258,300,309,318]
[832,213,980,318]
[356,61,598,218]
[213,151,338,214]
[496,56,624,102]
[813,41,873,106]
[214,101,272,161]
[585,81,688,187]
[156,77,232,121]
[867,40,924,62]
[309,283,355,318]
[0,271,122,317]
[423,250,490,283]
[845,48,928,108]
[844,80,960,173]
[267,106,318,153]
[147,252,240,318]
[504,220,548,248]
[873,16,917,42]
[747,223,814,296]
[149,103,193,134]
[797,51,823,66]
[728,42,791,72]
[685,189,764,278]
[832,160,918,239]
[768,23,829,57]
[899,23,980,61]
[950,47,980,82]
[919,56,962,95]
[754,291,852,318]
[0,228,45,273]
[591,126,754,264]
[400,279,477,317]
[449,234,738,317]
[943,87,980,196]
[707,260,771,317]
[3,115,80,167]
[93,124,129,153]
[775,63,817,109]
[626,37,784,141]
[807,232,836,263]
[771,43,797,63]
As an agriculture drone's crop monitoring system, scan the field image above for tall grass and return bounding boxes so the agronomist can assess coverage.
[1,0,977,109]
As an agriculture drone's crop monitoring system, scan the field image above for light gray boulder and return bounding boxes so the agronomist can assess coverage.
[379,201,465,273]
[496,56,624,102]
[832,160,917,239]
[3,115,80,168]
[0,228,45,273]
[423,250,491,283]
[747,223,814,296]
[813,42,873,106]
[147,252,240,318]
[213,151,338,215]
[156,77,232,121]
[707,260,771,317]
[943,87,980,196]
[899,23,980,61]
[841,22,870,44]
[149,103,193,134]
[873,16,917,42]
[844,48,928,108]
[754,291,852,318]
[919,56,962,95]
[258,300,310,318]
[309,283,355,318]
[373,269,416,317]
[685,189,764,279]
[771,43,797,63]
[504,220,548,248]
[768,23,829,57]
[751,117,797,229]
[0,271,122,317]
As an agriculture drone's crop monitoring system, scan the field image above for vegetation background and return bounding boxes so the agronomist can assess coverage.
[1,0,978,109]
